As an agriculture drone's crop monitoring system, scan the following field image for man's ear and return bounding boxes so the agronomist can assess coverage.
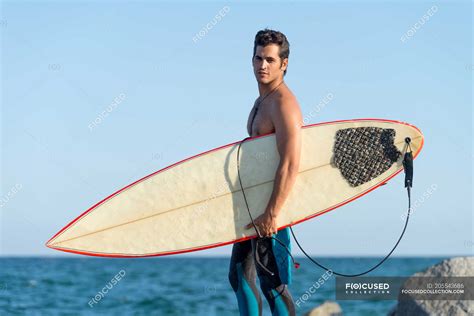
[280,58,289,72]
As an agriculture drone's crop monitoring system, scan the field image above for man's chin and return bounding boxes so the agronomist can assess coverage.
[256,77,272,84]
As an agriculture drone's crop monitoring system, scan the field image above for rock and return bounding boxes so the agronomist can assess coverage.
[388,257,474,316]
[305,300,342,316]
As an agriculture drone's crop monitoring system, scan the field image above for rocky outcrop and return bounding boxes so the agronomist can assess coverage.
[388,257,473,316]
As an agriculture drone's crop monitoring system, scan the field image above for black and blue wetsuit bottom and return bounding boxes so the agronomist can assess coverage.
[228,228,295,316]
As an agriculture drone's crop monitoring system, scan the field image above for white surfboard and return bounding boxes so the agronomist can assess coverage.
[46,119,424,257]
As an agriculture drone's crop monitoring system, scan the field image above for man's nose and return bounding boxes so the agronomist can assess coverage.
[260,60,268,69]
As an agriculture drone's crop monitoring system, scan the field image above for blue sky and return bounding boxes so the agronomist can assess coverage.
[1,1,472,257]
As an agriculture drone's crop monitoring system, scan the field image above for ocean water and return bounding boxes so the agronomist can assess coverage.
[0,257,449,315]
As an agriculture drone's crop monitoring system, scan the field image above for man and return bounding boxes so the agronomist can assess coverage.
[228,29,302,316]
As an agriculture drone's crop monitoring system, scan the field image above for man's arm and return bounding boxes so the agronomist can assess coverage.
[266,98,302,218]
[246,97,302,236]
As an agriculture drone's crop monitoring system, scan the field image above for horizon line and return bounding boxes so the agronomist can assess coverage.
[0,254,471,259]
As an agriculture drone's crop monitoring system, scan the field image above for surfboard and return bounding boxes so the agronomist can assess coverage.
[46,118,424,257]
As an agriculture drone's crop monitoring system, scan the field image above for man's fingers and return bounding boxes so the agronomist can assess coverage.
[267,231,276,237]
[247,224,263,237]
[246,222,260,234]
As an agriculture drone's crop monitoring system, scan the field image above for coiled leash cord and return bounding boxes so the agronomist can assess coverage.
[237,136,414,277]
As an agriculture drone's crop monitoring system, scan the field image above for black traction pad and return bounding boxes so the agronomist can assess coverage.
[332,127,401,187]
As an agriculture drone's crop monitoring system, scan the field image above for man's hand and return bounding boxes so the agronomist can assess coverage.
[246,212,278,237]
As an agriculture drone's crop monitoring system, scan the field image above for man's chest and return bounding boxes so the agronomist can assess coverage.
[247,103,275,136]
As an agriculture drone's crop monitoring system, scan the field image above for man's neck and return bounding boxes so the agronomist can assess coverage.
[258,78,284,98]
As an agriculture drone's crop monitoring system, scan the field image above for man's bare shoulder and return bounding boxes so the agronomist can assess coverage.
[271,90,302,129]
[271,89,302,124]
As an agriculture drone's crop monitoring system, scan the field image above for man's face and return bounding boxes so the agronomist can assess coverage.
[252,44,288,84]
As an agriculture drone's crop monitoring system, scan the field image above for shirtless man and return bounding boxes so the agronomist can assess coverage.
[228,29,302,316]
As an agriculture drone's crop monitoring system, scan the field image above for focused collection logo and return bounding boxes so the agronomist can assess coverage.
[344,282,390,294]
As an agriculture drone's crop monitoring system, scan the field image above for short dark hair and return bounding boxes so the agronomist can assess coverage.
[253,29,290,76]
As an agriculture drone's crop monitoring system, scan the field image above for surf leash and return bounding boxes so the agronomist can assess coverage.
[237,135,414,277]
[289,137,414,277]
